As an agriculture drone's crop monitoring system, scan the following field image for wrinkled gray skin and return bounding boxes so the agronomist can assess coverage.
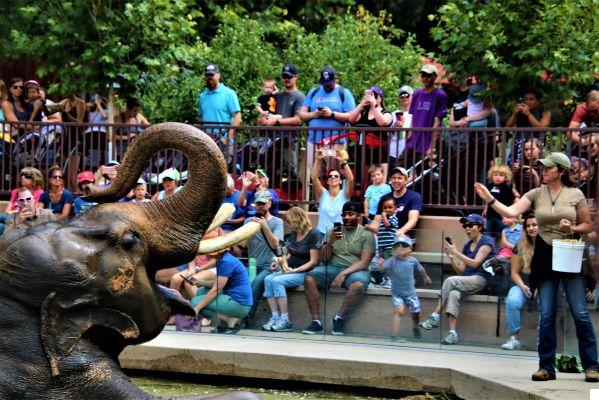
[0,123,259,399]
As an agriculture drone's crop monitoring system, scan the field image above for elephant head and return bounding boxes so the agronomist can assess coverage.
[0,123,259,399]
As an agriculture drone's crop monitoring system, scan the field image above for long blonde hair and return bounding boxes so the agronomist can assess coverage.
[518,213,537,274]
[19,167,44,190]
[285,206,312,235]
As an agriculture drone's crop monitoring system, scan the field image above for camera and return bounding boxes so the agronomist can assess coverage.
[323,148,337,157]
[445,236,452,245]
[254,212,263,219]
[334,222,342,232]
[364,89,373,97]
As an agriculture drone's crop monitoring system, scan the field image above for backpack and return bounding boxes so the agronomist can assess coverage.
[309,85,347,104]
[482,257,511,337]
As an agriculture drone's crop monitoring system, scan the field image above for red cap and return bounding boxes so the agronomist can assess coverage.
[77,171,94,184]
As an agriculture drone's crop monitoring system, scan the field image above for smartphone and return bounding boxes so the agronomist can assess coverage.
[323,148,337,157]
[334,222,342,232]
[518,97,525,104]
[317,106,324,111]
[364,89,373,97]
[445,236,452,245]
[254,212,263,219]
[394,111,403,118]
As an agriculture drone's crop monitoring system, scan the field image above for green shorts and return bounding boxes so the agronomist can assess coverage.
[191,288,251,319]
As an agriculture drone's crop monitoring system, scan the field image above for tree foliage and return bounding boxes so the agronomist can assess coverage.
[431,0,599,111]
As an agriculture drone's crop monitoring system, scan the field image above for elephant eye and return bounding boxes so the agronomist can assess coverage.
[121,232,140,250]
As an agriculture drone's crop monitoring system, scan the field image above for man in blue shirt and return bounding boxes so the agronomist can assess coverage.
[197,63,242,163]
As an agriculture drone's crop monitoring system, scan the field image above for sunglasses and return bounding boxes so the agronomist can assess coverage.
[462,223,479,229]
[328,174,340,179]
[50,175,63,179]
[20,173,33,179]
[12,85,23,90]
[17,196,33,203]
[396,243,411,249]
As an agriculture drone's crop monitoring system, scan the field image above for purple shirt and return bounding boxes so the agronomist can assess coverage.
[407,87,447,153]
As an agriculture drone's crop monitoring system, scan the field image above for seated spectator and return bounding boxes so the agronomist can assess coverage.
[588,133,598,199]
[363,165,392,221]
[311,149,354,239]
[177,254,217,297]
[4,188,55,232]
[39,166,73,221]
[389,85,413,169]
[348,86,393,174]
[420,214,496,345]
[568,90,598,147]
[151,168,182,201]
[511,138,544,195]
[506,89,551,163]
[191,231,252,334]
[501,213,537,350]
[483,165,517,238]
[73,171,98,217]
[378,235,432,342]
[221,174,246,232]
[94,161,120,189]
[130,178,150,202]
[237,169,279,217]
[301,202,375,336]
[570,156,590,189]
[5,167,44,214]
[243,190,284,319]
[261,207,320,332]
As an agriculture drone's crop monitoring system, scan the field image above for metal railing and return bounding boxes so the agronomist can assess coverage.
[1,121,597,211]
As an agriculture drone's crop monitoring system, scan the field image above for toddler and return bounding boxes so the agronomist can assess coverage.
[484,165,517,238]
[255,78,279,117]
[373,197,399,288]
[131,179,150,203]
[363,165,392,220]
[497,215,522,259]
[379,235,432,342]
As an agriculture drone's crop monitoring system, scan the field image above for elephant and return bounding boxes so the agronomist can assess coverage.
[0,123,260,399]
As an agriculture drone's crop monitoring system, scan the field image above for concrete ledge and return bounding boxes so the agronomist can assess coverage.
[120,332,596,400]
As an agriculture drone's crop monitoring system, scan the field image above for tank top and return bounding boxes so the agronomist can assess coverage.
[157,186,182,200]
[10,100,28,121]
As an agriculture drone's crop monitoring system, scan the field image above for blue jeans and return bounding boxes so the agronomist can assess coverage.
[249,266,272,317]
[506,285,528,335]
[263,271,307,298]
[537,275,599,372]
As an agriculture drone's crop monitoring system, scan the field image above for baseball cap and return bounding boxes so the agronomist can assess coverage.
[459,214,484,226]
[420,64,439,76]
[255,168,267,178]
[106,161,120,167]
[393,235,413,248]
[282,64,298,77]
[254,190,272,204]
[341,201,361,214]
[369,86,383,97]
[538,152,571,170]
[398,85,413,98]
[136,177,146,185]
[77,171,94,184]
[389,166,409,178]
[159,168,180,182]
[205,64,220,75]
[319,66,337,86]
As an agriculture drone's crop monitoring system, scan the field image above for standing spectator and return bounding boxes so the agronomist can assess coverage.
[5,167,44,214]
[568,90,599,147]
[301,201,375,336]
[420,214,496,345]
[403,64,447,164]
[372,197,400,288]
[114,97,150,159]
[348,86,393,176]
[0,80,8,133]
[84,94,110,167]
[237,169,280,217]
[506,90,551,164]
[39,166,73,221]
[367,167,422,239]
[24,81,43,123]
[197,63,242,162]
[311,149,354,239]
[389,85,413,169]
[483,165,517,238]
[73,171,97,217]
[1,78,28,135]
[261,207,320,332]
[501,212,538,351]
[474,152,598,382]
[4,188,55,232]
[511,138,544,195]
[259,64,306,176]
[299,66,356,182]
[363,165,392,221]
[243,190,285,319]
[150,168,182,201]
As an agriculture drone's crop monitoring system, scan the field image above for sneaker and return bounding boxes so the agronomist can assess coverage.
[412,327,422,341]
[262,317,278,331]
[302,320,324,335]
[272,318,293,332]
[419,316,440,330]
[383,277,392,289]
[585,369,599,382]
[390,334,406,343]
[531,369,556,381]
[441,331,458,345]
[331,317,345,336]
[501,336,521,350]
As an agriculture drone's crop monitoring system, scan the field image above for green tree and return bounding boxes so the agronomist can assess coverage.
[430,0,599,114]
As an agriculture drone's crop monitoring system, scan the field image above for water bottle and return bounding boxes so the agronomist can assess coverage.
[248,257,257,282]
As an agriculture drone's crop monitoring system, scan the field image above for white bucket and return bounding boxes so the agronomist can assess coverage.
[552,240,585,273]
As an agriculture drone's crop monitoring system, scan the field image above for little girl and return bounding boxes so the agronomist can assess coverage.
[483,165,518,238]
[497,215,523,259]
[511,138,543,195]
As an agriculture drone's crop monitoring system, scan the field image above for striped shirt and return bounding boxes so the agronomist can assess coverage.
[378,214,398,249]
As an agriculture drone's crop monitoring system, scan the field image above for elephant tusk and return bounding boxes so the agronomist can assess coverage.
[205,203,236,233]
[198,222,261,254]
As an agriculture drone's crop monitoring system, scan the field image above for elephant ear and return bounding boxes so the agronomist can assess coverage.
[40,291,140,377]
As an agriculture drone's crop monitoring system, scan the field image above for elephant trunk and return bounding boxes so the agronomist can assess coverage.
[84,122,226,269]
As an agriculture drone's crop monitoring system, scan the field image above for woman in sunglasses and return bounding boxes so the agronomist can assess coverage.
[38,165,73,221]
[311,148,354,239]
[1,78,29,136]
[419,213,496,345]
[5,167,44,214]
